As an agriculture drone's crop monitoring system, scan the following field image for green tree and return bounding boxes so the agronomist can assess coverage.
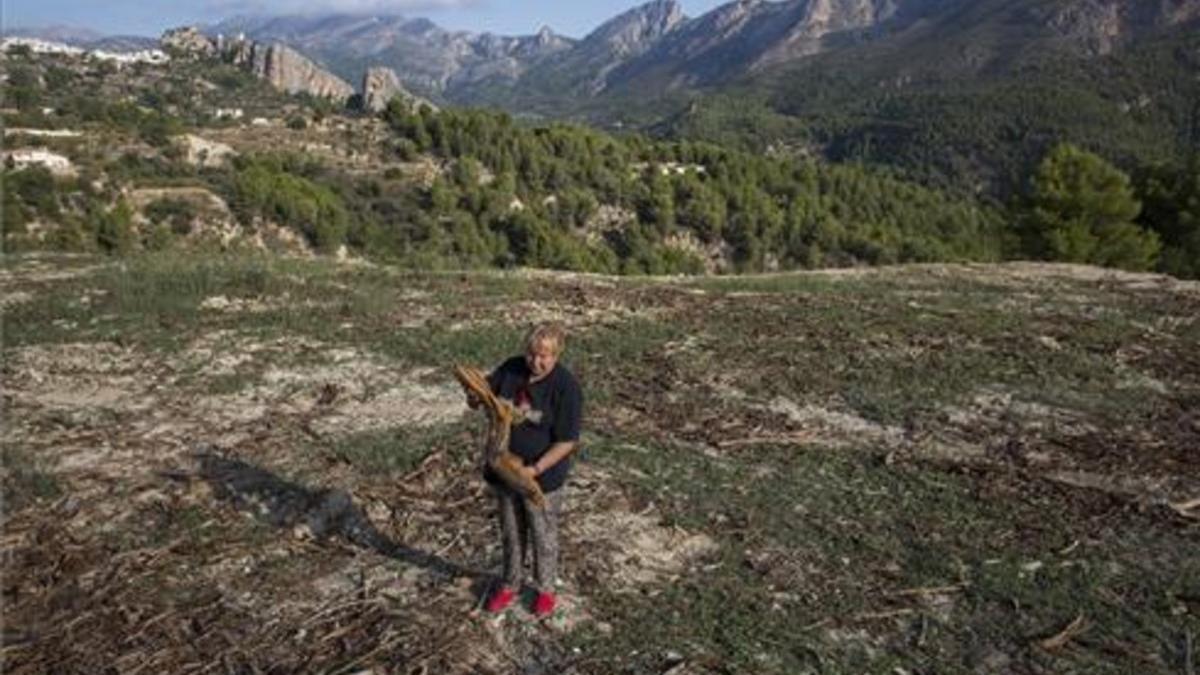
[144,197,198,235]
[639,171,676,236]
[5,64,41,111]
[1135,160,1200,279]
[1021,144,1160,270]
[2,188,30,241]
[96,200,137,254]
[231,158,350,253]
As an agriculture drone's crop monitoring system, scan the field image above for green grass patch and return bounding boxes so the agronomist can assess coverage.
[0,444,62,511]
[322,424,472,476]
[574,435,1199,673]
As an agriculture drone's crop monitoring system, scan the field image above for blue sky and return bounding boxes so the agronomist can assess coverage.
[3,0,731,39]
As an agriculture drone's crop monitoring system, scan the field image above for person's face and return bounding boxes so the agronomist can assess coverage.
[525,339,559,382]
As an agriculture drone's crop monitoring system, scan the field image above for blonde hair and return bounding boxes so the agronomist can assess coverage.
[524,322,566,355]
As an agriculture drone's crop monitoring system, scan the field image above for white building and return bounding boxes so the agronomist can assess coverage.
[0,37,84,56]
[0,37,169,65]
[3,128,82,138]
[89,49,170,65]
[4,149,77,177]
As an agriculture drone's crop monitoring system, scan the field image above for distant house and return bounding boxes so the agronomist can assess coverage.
[0,37,168,65]
[630,161,707,177]
[4,149,77,177]
[89,48,170,65]
[3,128,82,138]
[0,37,83,57]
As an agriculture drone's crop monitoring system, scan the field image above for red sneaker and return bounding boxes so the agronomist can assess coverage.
[532,591,556,618]
[485,586,517,613]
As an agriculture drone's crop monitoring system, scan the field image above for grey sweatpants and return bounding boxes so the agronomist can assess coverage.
[496,486,564,591]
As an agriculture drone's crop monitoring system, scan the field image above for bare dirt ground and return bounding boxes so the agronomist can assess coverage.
[2,254,1198,673]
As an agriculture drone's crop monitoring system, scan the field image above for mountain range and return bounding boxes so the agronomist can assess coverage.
[205,0,1200,106]
[17,1,1199,119]
[12,0,1197,196]
[197,0,1200,198]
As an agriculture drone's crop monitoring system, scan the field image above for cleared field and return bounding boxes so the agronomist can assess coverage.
[2,253,1198,673]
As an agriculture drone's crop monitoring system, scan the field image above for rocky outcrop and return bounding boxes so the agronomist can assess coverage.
[361,66,436,112]
[175,134,237,168]
[161,26,216,57]
[249,42,354,99]
[362,67,405,112]
[587,0,685,58]
[755,0,906,66]
[160,26,353,101]
[1048,0,1200,54]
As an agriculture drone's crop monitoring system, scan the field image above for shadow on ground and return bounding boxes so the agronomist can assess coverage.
[180,445,480,581]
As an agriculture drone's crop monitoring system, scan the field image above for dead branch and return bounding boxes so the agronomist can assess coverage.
[851,608,917,622]
[715,432,816,449]
[453,364,546,509]
[400,449,446,485]
[1169,497,1200,520]
[327,630,405,675]
[1058,539,1081,555]
[799,618,833,632]
[1036,614,1087,651]
[302,598,383,628]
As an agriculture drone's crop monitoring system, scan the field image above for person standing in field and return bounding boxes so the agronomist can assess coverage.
[470,322,582,618]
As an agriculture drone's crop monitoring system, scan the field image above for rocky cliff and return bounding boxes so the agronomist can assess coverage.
[361,66,436,112]
[246,42,354,100]
[161,26,353,101]
[1045,0,1200,54]
[162,26,217,57]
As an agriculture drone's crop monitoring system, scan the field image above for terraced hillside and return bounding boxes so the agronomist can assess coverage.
[2,253,1198,673]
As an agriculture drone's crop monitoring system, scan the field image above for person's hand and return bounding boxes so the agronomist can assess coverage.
[519,465,538,481]
[465,391,482,409]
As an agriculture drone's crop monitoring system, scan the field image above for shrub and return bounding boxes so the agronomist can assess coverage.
[1020,144,1160,271]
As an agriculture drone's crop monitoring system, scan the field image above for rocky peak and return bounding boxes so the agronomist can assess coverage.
[756,0,903,63]
[519,26,572,57]
[585,0,685,56]
[361,66,435,112]
[700,0,767,32]
[400,18,438,36]
[466,25,572,62]
[161,26,216,57]
[804,0,901,32]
